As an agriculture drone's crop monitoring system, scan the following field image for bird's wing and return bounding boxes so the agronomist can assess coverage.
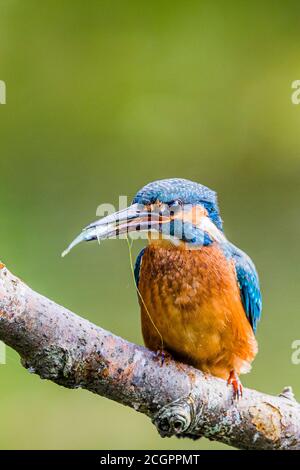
[134,248,146,287]
[230,243,262,333]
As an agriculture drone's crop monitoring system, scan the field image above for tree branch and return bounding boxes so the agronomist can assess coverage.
[0,262,299,450]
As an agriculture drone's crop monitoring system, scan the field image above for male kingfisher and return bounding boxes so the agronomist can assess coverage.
[62,178,262,397]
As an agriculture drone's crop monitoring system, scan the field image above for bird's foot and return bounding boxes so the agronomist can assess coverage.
[227,370,243,400]
[154,348,172,366]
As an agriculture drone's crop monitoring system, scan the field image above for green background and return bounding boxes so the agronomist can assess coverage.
[0,0,300,450]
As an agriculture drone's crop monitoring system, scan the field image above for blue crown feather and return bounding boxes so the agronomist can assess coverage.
[132,178,223,230]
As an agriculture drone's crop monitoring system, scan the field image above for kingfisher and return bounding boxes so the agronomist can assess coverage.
[62,178,262,397]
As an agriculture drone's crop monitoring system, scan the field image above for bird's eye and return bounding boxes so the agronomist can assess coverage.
[170,199,182,207]
[168,200,183,217]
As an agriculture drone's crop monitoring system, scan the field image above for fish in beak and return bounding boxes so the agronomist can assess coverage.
[62,203,172,257]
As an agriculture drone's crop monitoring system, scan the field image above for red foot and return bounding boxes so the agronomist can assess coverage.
[227,370,243,400]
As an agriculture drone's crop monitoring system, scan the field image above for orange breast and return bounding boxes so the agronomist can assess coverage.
[138,241,257,379]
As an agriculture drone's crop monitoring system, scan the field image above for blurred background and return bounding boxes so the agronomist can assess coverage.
[0,0,300,450]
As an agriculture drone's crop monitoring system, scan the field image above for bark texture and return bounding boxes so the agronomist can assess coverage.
[0,262,299,450]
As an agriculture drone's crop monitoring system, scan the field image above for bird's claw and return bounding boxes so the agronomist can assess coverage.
[227,370,243,400]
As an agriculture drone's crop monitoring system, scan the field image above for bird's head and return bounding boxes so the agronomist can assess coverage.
[62,178,223,256]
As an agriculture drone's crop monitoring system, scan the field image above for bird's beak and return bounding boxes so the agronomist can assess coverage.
[62,203,170,257]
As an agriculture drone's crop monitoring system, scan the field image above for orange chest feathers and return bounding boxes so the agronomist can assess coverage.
[138,242,257,379]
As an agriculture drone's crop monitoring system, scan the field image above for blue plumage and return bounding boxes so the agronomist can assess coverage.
[134,248,145,286]
[229,244,262,333]
[133,178,217,205]
[132,178,223,230]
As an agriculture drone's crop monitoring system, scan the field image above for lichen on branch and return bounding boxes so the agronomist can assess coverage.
[0,263,299,450]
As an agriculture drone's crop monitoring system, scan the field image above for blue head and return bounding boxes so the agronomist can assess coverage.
[133,178,223,230]
[62,178,223,256]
